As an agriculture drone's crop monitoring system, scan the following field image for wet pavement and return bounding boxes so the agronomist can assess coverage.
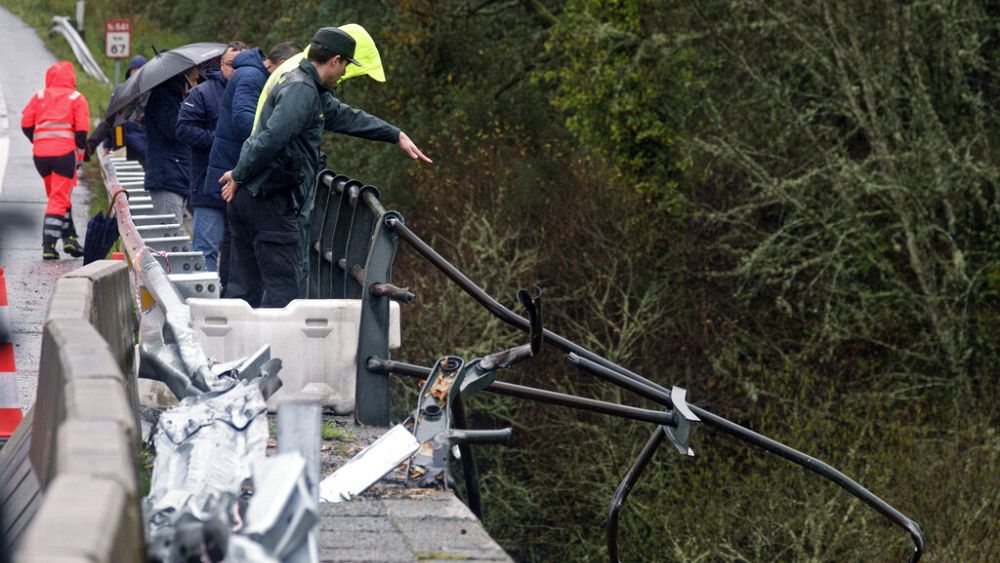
[0,5,93,410]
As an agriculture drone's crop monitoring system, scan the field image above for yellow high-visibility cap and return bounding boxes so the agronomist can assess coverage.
[252,24,387,132]
[339,23,386,83]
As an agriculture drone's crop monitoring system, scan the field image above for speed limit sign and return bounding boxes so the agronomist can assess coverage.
[105,20,131,59]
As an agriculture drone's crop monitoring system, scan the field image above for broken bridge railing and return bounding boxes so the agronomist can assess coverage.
[306,169,925,562]
[97,151,319,563]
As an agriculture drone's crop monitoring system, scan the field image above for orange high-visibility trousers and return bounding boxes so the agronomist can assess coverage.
[32,152,76,216]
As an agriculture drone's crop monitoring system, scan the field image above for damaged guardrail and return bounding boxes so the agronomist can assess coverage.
[97,152,320,562]
[309,167,926,562]
[98,155,220,397]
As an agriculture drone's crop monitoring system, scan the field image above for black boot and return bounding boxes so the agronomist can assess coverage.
[43,214,64,260]
[61,208,84,257]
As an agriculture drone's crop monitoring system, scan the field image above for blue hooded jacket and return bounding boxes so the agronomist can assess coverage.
[97,83,147,162]
[204,48,268,202]
[144,75,190,195]
[177,70,226,208]
[119,56,147,161]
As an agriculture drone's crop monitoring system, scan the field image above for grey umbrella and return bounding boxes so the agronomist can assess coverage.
[106,42,226,116]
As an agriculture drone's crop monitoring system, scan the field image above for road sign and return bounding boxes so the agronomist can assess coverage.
[104,20,131,59]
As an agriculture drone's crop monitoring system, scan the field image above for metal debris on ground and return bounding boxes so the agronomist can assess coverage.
[143,353,309,562]
[319,424,419,503]
[144,379,269,561]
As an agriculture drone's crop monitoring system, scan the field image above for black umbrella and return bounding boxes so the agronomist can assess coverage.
[107,42,226,115]
[83,191,129,264]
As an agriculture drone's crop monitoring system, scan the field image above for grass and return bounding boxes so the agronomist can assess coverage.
[322,421,356,442]
[137,445,153,496]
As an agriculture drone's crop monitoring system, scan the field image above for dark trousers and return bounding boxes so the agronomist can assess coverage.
[219,211,232,296]
[226,187,300,309]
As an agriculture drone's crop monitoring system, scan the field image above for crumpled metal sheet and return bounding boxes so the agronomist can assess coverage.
[241,453,318,562]
[150,380,268,504]
[145,380,271,562]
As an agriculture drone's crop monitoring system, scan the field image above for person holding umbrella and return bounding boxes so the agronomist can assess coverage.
[85,55,148,166]
[102,43,228,223]
[20,61,90,260]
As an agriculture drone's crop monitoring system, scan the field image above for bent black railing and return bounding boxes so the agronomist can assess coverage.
[307,169,925,562]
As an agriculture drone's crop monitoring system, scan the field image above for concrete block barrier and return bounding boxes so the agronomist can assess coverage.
[15,474,143,563]
[44,262,140,453]
[61,261,133,374]
[30,319,130,490]
[0,410,40,553]
[0,260,143,559]
[55,419,138,502]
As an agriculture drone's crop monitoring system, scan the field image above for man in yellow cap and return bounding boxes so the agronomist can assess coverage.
[253,24,384,132]
[251,23,392,298]
[220,25,430,308]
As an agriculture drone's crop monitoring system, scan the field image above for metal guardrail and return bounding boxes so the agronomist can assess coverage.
[307,170,406,426]
[96,151,320,563]
[306,169,926,562]
[97,152,219,396]
[49,16,109,84]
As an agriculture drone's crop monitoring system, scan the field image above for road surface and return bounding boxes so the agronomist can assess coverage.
[0,5,93,410]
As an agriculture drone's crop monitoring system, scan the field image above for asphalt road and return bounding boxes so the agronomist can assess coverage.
[0,5,93,410]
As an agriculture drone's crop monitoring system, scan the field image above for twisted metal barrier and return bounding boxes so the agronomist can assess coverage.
[306,169,925,562]
[97,152,220,396]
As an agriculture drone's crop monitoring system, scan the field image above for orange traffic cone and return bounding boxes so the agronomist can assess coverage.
[0,267,24,446]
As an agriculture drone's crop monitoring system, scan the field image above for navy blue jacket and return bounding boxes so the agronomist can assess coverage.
[121,121,147,162]
[205,49,268,202]
[90,84,146,162]
[144,76,190,196]
[177,71,226,209]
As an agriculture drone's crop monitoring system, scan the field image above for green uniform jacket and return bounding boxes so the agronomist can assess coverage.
[231,58,400,211]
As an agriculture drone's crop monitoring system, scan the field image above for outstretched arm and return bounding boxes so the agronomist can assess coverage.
[397,131,432,163]
[322,94,432,163]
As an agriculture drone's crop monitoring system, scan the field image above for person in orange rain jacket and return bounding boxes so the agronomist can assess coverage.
[21,61,90,260]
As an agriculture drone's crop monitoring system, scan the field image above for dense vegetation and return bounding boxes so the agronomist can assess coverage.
[11,0,999,560]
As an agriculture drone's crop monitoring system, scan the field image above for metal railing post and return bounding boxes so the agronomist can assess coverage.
[307,172,334,298]
[329,180,363,298]
[354,211,405,426]
[342,185,380,299]
[318,173,349,298]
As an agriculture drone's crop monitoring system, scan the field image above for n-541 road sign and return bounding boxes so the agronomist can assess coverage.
[105,20,131,59]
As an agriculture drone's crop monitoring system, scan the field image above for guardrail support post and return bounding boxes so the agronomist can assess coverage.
[354,211,404,426]
[328,180,363,298]
[278,394,322,500]
[308,171,334,298]
[343,186,380,299]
